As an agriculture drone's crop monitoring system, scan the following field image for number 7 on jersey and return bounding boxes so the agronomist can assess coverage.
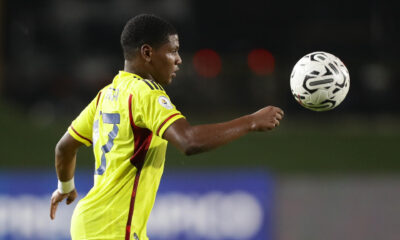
[93,112,120,175]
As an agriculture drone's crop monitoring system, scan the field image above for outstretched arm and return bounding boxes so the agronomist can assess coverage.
[50,132,82,220]
[163,106,284,155]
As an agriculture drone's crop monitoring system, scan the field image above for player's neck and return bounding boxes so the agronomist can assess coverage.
[123,60,153,80]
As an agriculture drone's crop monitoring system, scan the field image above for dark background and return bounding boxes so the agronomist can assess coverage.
[1,0,399,172]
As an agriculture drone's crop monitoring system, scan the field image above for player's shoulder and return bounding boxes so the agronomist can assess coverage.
[99,83,113,93]
[115,72,167,100]
[129,78,167,100]
[136,78,165,93]
[94,83,112,100]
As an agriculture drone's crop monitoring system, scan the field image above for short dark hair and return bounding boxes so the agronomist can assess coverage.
[121,14,177,60]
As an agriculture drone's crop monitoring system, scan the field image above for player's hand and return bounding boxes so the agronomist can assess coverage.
[50,189,78,220]
[250,106,284,131]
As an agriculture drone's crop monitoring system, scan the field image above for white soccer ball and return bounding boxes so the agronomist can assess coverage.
[290,51,350,111]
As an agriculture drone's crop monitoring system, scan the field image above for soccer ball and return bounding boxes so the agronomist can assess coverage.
[290,51,350,111]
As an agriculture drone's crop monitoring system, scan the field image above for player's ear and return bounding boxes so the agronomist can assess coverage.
[140,44,152,62]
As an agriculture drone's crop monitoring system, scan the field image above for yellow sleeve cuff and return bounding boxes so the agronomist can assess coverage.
[156,113,185,138]
[68,126,92,147]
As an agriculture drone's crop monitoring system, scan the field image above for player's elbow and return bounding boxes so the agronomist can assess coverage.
[170,133,203,156]
[183,143,203,156]
[164,121,206,156]
[180,136,206,156]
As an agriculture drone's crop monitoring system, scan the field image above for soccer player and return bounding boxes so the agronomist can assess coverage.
[49,14,284,240]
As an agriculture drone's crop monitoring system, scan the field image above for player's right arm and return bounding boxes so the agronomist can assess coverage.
[50,91,102,219]
[163,106,284,155]
[50,132,81,220]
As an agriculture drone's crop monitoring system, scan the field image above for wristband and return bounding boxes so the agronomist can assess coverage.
[57,177,75,194]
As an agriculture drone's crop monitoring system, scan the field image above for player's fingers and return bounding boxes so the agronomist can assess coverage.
[50,200,59,220]
[272,107,284,117]
[268,119,279,128]
[50,190,65,220]
[276,112,283,120]
[274,118,280,127]
[277,109,284,117]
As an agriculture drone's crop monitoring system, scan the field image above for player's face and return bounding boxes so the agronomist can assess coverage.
[151,34,182,85]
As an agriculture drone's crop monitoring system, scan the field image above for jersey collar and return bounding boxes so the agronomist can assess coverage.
[119,71,143,80]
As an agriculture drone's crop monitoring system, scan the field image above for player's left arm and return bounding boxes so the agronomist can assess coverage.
[50,131,83,220]
[163,106,283,155]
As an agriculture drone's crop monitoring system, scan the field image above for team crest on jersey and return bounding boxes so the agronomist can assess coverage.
[158,96,173,109]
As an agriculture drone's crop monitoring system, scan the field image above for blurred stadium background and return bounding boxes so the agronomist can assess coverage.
[1,0,400,239]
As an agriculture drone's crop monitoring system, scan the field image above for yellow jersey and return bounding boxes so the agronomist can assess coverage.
[68,71,185,240]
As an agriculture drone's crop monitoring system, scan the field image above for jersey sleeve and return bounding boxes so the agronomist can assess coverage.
[68,92,101,146]
[134,90,185,138]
